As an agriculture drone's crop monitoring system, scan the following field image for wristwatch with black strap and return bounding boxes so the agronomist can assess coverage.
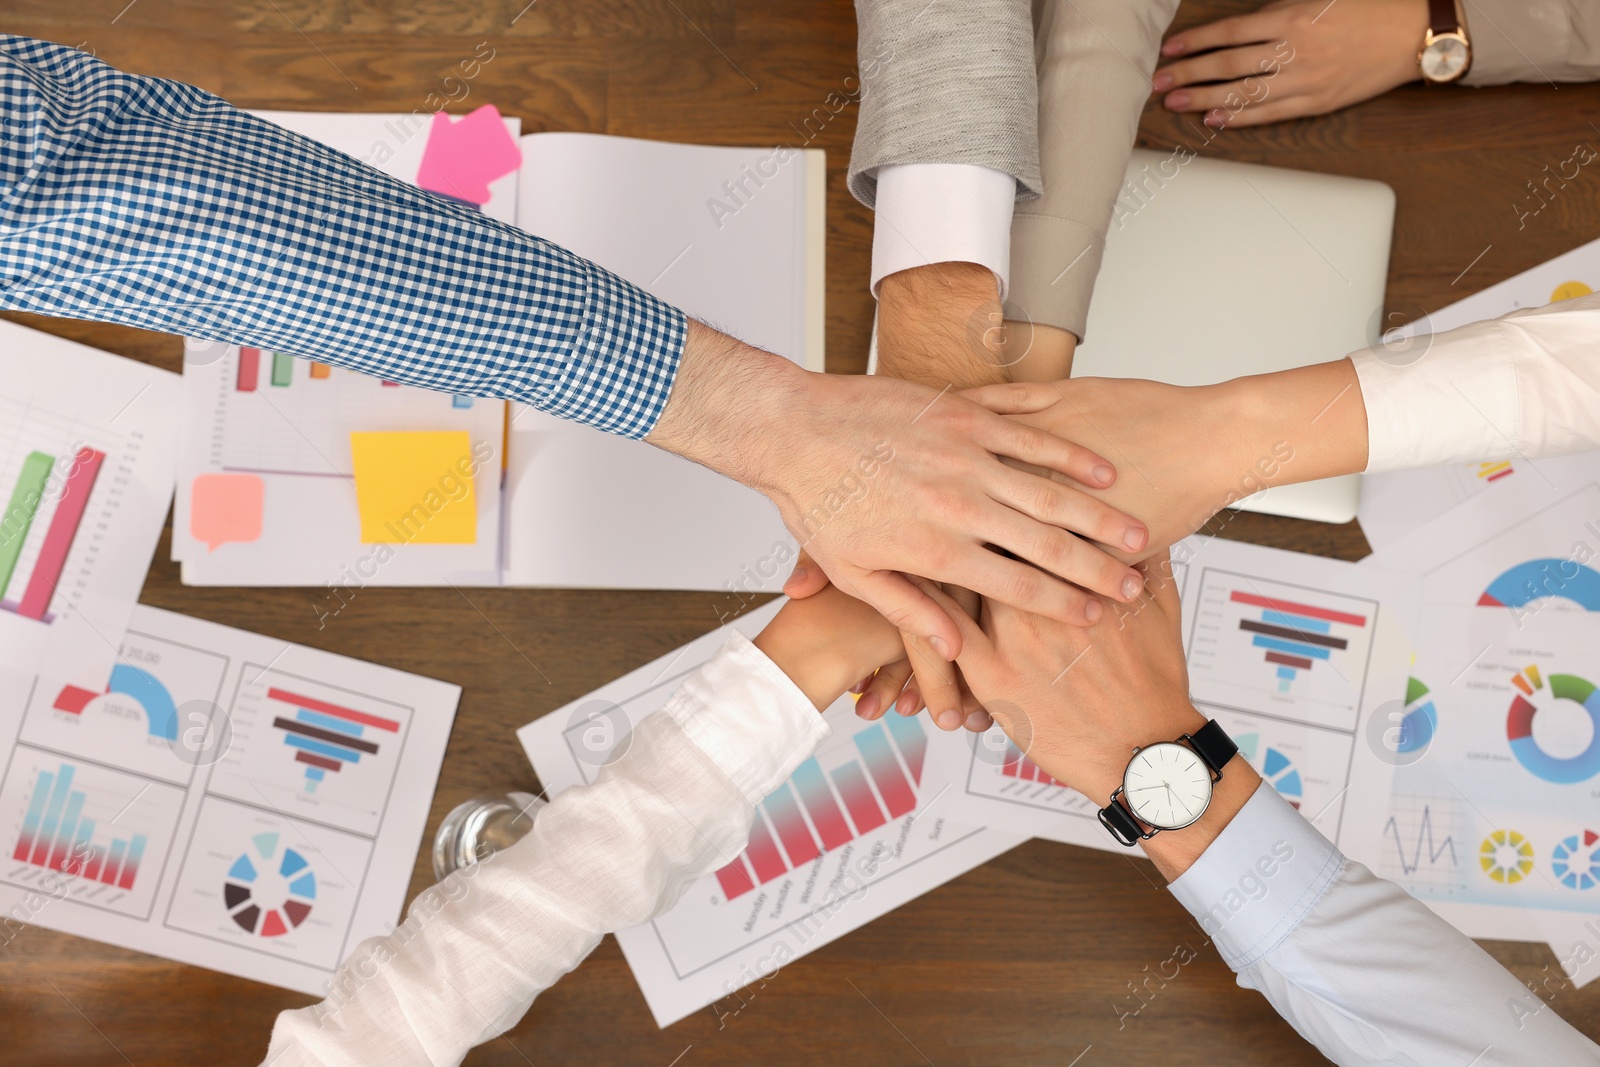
[1418,0,1471,84]
[1099,719,1238,848]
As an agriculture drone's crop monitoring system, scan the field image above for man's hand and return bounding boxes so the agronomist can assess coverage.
[960,361,1370,562]
[1153,0,1429,129]
[650,320,1151,662]
[927,561,1264,880]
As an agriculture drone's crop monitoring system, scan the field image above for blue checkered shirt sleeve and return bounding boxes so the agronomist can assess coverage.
[0,35,685,439]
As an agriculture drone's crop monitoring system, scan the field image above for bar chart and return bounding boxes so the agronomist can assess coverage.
[951,729,1103,843]
[0,745,183,918]
[1188,568,1379,729]
[208,665,413,836]
[212,345,494,478]
[0,439,109,623]
[713,712,928,902]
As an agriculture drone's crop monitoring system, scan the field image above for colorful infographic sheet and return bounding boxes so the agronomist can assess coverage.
[517,600,1024,1028]
[0,321,179,682]
[1359,234,1600,551]
[1352,607,1600,945]
[0,605,458,993]
[941,539,1414,854]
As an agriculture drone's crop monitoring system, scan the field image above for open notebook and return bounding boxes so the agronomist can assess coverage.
[173,110,825,591]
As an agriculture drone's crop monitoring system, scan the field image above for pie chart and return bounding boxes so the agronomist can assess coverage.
[1505,666,1600,784]
[223,831,316,938]
[1552,830,1600,890]
[1480,828,1534,884]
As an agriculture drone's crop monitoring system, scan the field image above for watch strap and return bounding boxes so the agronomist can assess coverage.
[1186,719,1237,778]
[1098,790,1146,848]
[1427,0,1461,35]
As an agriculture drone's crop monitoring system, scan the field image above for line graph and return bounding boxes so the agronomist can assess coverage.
[1381,795,1467,894]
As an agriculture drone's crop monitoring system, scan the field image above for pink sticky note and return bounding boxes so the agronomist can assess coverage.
[415,105,523,206]
[190,473,265,551]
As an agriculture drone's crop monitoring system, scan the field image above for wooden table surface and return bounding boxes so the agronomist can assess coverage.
[5,1,1599,1064]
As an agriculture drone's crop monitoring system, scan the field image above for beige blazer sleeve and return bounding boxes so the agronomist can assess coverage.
[1007,0,1180,339]
[1462,0,1600,85]
[848,0,1042,207]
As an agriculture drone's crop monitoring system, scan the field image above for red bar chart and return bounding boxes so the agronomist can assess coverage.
[11,759,148,890]
[236,347,262,392]
[713,716,927,900]
[1001,743,1063,787]
[17,447,105,621]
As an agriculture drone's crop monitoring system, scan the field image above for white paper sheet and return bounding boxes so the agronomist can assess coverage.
[0,320,178,682]
[939,539,1414,855]
[516,600,1024,1028]
[0,605,458,994]
[1359,234,1600,551]
[505,135,826,591]
[174,110,516,587]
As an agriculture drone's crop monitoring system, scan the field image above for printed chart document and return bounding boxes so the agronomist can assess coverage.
[1360,234,1600,551]
[1350,607,1600,945]
[518,600,1023,1028]
[0,320,179,682]
[177,112,827,594]
[940,538,1415,855]
[0,605,458,994]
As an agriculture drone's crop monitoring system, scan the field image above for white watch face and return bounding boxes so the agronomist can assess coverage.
[1123,743,1213,830]
[1421,36,1469,82]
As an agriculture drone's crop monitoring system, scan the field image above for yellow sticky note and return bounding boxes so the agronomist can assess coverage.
[349,431,478,544]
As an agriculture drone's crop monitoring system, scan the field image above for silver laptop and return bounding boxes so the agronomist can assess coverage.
[1070,149,1394,524]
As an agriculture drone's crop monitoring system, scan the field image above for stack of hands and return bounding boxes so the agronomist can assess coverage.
[712,256,1370,866]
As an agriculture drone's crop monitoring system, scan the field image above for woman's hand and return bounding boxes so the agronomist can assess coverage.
[1153,0,1429,129]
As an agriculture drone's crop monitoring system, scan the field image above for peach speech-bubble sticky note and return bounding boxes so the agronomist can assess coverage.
[349,431,477,545]
[190,473,265,551]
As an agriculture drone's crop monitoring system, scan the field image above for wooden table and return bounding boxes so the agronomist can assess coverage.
[5,1,1598,1063]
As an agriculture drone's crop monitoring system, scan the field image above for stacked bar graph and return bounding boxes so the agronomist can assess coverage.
[713,714,927,901]
[11,761,147,890]
[1000,743,1063,787]
[0,446,106,622]
[1230,590,1367,692]
[267,687,401,792]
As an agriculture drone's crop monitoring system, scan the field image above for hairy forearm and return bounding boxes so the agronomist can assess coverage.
[875,262,1011,389]
[645,319,808,491]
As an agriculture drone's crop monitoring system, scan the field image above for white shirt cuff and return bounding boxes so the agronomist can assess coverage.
[665,631,830,805]
[870,162,1015,298]
[1167,781,1344,971]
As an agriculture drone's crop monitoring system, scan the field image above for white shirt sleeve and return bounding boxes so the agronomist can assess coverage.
[870,162,1017,297]
[1351,292,1600,473]
[259,632,825,1067]
[1168,782,1600,1065]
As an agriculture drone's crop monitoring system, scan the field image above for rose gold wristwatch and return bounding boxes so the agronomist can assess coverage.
[1418,0,1471,83]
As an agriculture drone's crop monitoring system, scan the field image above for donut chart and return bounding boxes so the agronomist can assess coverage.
[1505,666,1600,784]
[223,831,317,938]
[1552,830,1600,890]
[1479,559,1600,611]
[1480,828,1534,884]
